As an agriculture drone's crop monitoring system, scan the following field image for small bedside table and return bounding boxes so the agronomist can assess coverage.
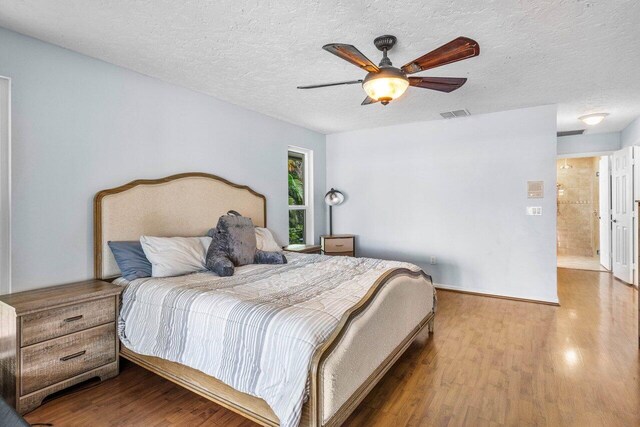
[0,279,122,414]
[283,244,322,254]
[321,235,356,257]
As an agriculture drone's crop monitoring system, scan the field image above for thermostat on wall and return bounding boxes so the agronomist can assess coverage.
[527,181,544,198]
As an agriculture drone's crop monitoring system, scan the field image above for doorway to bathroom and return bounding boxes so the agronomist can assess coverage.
[557,147,637,285]
[556,156,608,272]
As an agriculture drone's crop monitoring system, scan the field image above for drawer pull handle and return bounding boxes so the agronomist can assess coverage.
[335,244,344,247]
[63,315,84,323]
[60,350,86,362]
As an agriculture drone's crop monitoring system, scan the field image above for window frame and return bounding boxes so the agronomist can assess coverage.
[288,146,314,245]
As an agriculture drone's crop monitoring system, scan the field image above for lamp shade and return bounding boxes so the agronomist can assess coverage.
[362,68,409,103]
[325,188,344,206]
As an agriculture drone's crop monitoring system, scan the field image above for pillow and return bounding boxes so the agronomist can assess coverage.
[140,236,211,277]
[108,241,152,281]
[207,215,257,267]
[255,227,282,252]
[254,249,287,265]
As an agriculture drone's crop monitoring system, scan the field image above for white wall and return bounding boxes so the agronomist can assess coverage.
[621,117,640,147]
[327,105,558,303]
[557,132,620,157]
[0,27,326,292]
[0,77,10,295]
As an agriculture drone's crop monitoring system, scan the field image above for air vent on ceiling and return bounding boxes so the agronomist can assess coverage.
[440,109,470,119]
[557,129,585,137]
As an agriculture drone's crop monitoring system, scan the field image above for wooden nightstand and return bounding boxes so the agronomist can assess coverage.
[283,244,322,254]
[0,280,122,414]
[321,235,356,257]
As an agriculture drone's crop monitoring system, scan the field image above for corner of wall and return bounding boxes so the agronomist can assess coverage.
[621,117,640,148]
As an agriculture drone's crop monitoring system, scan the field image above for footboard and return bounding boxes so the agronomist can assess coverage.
[306,268,435,427]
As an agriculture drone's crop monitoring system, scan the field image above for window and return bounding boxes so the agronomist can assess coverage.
[288,147,313,244]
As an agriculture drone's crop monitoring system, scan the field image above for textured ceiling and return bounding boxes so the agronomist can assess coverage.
[0,0,639,134]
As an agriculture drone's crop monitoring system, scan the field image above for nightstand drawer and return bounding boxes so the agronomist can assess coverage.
[21,323,116,395]
[323,237,354,253]
[20,297,115,347]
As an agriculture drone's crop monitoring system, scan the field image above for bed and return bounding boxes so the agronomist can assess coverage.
[94,172,435,427]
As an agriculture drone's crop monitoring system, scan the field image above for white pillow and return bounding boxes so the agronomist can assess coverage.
[140,236,212,277]
[255,227,282,252]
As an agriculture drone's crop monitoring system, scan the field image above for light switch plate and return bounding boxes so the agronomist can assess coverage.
[526,206,543,216]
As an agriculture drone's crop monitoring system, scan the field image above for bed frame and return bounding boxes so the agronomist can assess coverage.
[94,172,435,427]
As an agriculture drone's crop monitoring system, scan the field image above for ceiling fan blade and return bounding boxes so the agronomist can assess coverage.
[401,37,479,74]
[322,44,380,73]
[297,80,363,89]
[408,76,468,93]
[361,96,379,105]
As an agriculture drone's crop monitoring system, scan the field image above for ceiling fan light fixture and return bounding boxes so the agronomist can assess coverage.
[362,68,409,105]
[298,35,480,106]
[579,113,609,126]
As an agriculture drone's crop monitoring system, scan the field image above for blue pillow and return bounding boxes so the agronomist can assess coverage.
[108,241,152,281]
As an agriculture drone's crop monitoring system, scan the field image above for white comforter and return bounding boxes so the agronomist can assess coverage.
[118,252,426,427]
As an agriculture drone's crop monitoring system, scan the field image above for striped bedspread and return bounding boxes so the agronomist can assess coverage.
[118,252,428,427]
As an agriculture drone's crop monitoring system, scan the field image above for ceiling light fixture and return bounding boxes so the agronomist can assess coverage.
[578,113,609,126]
[362,67,409,105]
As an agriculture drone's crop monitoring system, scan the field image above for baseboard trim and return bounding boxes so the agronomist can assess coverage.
[434,285,560,307]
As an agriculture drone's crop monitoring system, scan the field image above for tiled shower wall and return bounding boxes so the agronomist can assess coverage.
[557,157,600,257]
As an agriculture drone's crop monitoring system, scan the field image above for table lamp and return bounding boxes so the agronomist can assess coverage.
[324,188,345,235]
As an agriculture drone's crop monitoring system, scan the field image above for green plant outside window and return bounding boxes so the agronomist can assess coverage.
[288,154,305,244]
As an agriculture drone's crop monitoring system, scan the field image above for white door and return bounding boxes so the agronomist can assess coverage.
[611,147,634,283]
[599,156,611,270]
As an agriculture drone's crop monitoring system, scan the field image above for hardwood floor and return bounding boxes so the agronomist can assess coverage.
[24,269,639,426]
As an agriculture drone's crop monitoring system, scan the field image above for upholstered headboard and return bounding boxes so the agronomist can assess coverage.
[94,172,266,279]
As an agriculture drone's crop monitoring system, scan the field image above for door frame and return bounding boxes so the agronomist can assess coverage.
[0,76,11,295]
[557,149,638,287]
[634,147,640,287]
[556,152,615,270]
[557,151,617,159]
[598,156,612,270]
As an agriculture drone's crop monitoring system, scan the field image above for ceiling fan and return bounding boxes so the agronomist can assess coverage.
[298,35,480,106]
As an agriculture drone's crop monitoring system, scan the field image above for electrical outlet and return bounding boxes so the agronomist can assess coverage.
[430,256,437,265]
